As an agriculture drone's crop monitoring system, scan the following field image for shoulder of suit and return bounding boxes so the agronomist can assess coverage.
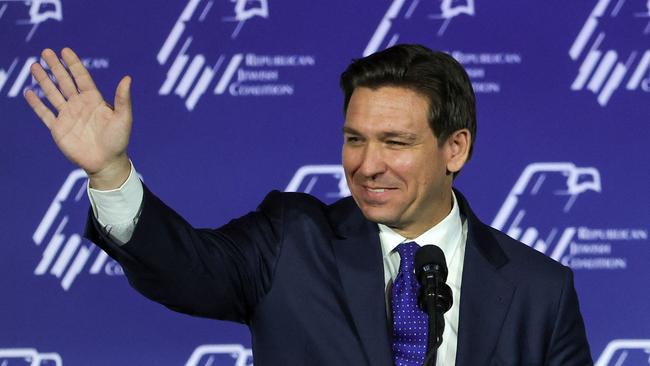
[484,224,571,282]
[257,190,334,223]
[260,190,328,211]
[258,191,362,235]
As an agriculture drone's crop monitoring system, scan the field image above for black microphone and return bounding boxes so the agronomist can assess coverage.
[415,245,453,366]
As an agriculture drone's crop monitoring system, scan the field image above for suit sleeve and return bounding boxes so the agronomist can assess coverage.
[545,267,593,365]
[84,183,284,324]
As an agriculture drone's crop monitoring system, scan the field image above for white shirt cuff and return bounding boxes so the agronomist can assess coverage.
[87,161,143,228]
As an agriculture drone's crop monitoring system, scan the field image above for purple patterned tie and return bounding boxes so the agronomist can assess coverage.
[391,241,428,366]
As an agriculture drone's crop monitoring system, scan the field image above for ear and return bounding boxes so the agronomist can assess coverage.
[444,128,471,174]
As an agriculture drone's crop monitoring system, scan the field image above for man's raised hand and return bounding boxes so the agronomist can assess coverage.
[24,47,133,190]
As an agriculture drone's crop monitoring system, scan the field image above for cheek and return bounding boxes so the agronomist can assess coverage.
[386,152,419,181]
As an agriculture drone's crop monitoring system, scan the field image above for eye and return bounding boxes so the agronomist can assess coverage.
[345,135,362,144]
[387,140,407,146]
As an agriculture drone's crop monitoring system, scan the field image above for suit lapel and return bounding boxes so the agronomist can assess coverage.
[454,190,515,366]
[327,191,516,366]
[329,198,393,366]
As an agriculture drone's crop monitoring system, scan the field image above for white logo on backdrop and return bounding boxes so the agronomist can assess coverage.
[570,0,650,106]
[0,2,110,100]
[0,0,63,99]
[185,344,252,366]
[492,162,648,270]
[157,0,315,111]
[0,348,63,366]
[32,169,123,291]
[285,165,350,200]
[0,0,62,41]
[363,0,520,94]
[640,0,650,33]
[595,339,650,365]
[0,55,39,98]
[364,0,475,56]
[226,0,269,38]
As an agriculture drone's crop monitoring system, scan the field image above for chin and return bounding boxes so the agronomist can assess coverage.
[357,205,399,225]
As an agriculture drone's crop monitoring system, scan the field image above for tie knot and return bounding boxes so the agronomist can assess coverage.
[396,241,419,272]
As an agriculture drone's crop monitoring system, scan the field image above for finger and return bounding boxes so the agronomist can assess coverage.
[61,47,97,92]
[24,89,56,128]
[114,75,132,117]
[41,48,78,99]
[30,61,66,111]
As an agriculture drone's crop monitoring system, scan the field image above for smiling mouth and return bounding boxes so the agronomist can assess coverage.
[358,186,396,205]
[367,188,387,193]
[363,186,397,193]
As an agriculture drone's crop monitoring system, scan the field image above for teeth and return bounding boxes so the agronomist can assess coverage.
[368,188,386,193]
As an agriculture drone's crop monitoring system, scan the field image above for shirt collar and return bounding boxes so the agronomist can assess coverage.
[378,191,463,264]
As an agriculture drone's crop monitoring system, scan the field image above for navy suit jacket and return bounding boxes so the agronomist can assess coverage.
[85,185,592,366]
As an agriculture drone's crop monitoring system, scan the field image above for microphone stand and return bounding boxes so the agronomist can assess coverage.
[421,274,443,366]
[415,245,452,366]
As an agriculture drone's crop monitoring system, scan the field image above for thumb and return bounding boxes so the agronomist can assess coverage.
[114,75,132,117]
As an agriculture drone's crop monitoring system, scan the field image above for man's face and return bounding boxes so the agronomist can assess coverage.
[342,86,454,238]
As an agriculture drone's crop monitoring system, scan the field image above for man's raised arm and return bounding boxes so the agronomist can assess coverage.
[25,48,143,243]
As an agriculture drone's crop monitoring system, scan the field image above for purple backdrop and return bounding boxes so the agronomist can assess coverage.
[1,0,649,364]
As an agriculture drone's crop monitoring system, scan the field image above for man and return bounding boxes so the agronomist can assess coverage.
[25,44,592,365]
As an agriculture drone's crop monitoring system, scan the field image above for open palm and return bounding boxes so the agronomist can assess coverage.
[25,48,132,179]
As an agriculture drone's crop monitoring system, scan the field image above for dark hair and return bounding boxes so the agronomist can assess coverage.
[340,44,477,163]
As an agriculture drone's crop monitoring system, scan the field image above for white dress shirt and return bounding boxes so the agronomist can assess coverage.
[378,192,467,366]
[88,163,467,366]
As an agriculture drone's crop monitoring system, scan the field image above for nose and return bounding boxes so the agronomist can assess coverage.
[357,142,386,179]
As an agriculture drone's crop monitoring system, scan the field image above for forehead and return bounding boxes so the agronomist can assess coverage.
[344,86,430,134]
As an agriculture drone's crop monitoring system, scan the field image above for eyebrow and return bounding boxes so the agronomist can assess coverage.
[342,127,417,141]
[380,131,418,141]
[342,126,360,135]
